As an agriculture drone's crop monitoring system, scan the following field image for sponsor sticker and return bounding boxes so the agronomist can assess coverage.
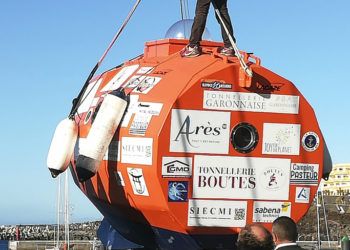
[193,155,290,200]
[302,131,320,152]
[295,187,310,203]
[121,95,140,127]
[262,123,301,155]
[188,199,247,227]
[77,79,103,114]
[256,82,285,92]
[127,168,149,196]
[153,69,172,75]
[162,157,192,177]
[115,171,125,186]
[290,163,319,186]
[168,181,188,202]
[253,201,291,223]
[121,137,153,165]
[201,81,232,90]
[127,102,163,135]
[132,76,162,94]
[103,140,120,162]
[203,91,300,114]
[170,109,230,154]
[125,75,146,89]
[129,114,152,136]
[136,102,163,116]
[136,66,154,75]
[260,167,289,191]
[101,65,139,92]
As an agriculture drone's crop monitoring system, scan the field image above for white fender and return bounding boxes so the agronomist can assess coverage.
[47,118,78,178]
[76,87,128,182]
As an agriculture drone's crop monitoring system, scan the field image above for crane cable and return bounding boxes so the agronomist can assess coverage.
[69,0,142,119]
[184,0,190,19]
[180,0,184,20]
[180,0,190,20]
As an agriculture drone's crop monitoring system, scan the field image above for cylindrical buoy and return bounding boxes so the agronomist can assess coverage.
[76,87,128,182]
[47,118,78,178]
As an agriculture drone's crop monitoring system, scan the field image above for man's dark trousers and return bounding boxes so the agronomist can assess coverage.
[189,0,235,47]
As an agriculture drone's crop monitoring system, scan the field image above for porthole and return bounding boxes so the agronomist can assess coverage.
[231,122,259,154]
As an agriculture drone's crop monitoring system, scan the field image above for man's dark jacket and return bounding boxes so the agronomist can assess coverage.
[277,245,306,250]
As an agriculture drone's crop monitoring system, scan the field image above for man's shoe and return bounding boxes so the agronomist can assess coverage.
[218,46,236,57]
[181,45,201,58]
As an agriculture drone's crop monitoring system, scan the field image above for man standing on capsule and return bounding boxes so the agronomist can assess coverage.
[182,0,236,57]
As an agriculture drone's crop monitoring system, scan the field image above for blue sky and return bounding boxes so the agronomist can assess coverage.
[0,0,349,225]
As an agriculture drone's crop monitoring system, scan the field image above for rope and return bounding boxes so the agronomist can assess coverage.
[210,0,253,77]
[69,0,142,118]
[98,0,142,67]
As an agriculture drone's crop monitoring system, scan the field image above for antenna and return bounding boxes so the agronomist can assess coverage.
[56,176,61,249]
[64,171,70,250]
[55,172,70,250]
[316,186,331,249]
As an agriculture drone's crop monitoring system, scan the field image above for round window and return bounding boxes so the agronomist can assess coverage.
[231,122,259,153]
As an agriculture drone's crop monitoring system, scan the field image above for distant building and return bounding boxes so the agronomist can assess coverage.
[322,163,350,196]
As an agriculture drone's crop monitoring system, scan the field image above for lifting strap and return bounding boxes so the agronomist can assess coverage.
[211,0,253,78]
[69,0,142,118]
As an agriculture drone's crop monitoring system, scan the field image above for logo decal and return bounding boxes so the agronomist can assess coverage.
[261,167,287,191]
[129,114,152,136]
[168,181,188,202]
[256,82,284,92]
[193,155,290,200]
[290,163,319,186]
[125,75,146,89]
[170,109,230,154]
[121,137,153,165]
[132,76,162,94]
[162,157,192,177]
[262,123,301,156]
[203,91,299,114]
[136,66,154,75]
[302,132,320,152]
[201,81,232,90]
[253,202,291,223]
[188,199,247,227]
[295,187,310,203]
[127,168,149,196]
